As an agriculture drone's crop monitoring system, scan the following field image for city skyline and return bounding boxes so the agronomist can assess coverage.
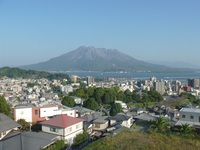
[0,0,200,67]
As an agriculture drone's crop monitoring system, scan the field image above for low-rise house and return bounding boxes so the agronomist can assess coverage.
[81,112,102,134]
[115,100,127,109]
[40,114,84,145]
[92,116,109,132]
[0,113,21,140]
[0,131,60,150]
[72,106,95,117]
[176,108,200,128]
[109,114,133,128]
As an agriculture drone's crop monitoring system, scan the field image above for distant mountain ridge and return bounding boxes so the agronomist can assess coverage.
[21,46,193,73]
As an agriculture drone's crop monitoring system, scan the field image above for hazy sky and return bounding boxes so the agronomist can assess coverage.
[0,0,200,67]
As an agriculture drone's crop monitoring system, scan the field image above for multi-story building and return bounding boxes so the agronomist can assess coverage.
[40,114,84,144]
[188,78,199,89]
[87,76,95,86]
[153,80,165,95]
[14,104,76,123]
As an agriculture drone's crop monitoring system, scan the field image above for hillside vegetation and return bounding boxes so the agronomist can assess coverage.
[0,67,70,81]
[84,131,200,150]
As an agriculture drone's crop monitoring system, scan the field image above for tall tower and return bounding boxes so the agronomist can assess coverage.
[153,80,165,95]
[188,78,199,89]
[87,76,94,86]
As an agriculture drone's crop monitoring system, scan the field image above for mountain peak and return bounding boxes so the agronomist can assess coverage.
[21,46,179,72]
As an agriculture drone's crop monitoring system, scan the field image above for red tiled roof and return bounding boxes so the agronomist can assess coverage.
[40,114,83,128]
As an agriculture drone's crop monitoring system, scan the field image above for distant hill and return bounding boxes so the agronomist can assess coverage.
[21,46,193,73]
[0,67,70,80]
[147,60,200,69]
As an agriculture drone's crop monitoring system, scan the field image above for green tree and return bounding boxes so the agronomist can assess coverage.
[0,96,11,117]
[179,123,195,137]
[17,119,30,131]
[102,93,111,104]
[61,96,76,107]
[73,131,88,146]
[149,116,170,133]
[148,91,163,102]
[110,103,122,116]
[117,91,126,101]
[83,98,99,110]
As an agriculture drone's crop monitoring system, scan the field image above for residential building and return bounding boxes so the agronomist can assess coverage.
[188,78,199,89]
[72,106,95,117]
[92,116,109,131]
[14,104,76,123]
[87,76,95,86]
[40,114,84,144]
[153,80,165,95]
[0,113,21,140]
[176,108,200,128]
[109,114,133,128]
[0,131,60,150]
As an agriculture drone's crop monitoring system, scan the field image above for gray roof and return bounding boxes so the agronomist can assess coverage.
[72,106,94,114]
[180,107,200,113]
[0,131,59,150]
[93,116,109,124]
[109,114,131,122]
[134,113,156,121]
[0,113,21,132]
[81,112,102,122]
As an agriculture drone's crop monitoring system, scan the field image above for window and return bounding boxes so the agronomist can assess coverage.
[35,110,38,115]
[190,116,194,119]
[67,127,72,133]
[50,127,57,132]
[76,124,81,129]
[182,115,186,118]
[95,124,100,128]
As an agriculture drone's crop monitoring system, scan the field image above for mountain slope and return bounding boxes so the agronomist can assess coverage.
[21,46,189,72]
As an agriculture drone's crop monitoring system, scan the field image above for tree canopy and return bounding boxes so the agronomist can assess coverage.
[61,96,76,107]
[0,96,11,117]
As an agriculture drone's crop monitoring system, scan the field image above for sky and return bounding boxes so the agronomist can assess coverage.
[0,0,200,67]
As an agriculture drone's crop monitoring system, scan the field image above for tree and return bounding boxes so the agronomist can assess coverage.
[179,123,195,137]
[0,96,11,117]
[149,116,170,133]
[73,131,88,146]
[17,119,30,131]
[110,103,122,116]
[102,93,111,104]
[83,98,99,110]
[61,96,75,107]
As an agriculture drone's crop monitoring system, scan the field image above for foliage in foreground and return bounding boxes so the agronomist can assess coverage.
[84,131,200,150]
[41,140,66,150]
[73,131,88,146]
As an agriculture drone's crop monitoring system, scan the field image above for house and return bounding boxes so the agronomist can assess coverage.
[0,131,60,150]
[70,96,83,105]
[40,114,84,145]
[14,104,76,123]
[176,108,200,128]
[0,113,21,140]
[115,100,127,109]
[81,112,102,134]
[72,106,95,117]
[92,116,109,132]
[109,114,133,128]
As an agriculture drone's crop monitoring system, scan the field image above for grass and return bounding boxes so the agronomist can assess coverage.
[84,131,200,150]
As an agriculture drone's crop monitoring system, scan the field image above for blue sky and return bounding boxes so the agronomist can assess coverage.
[0,0,200,67]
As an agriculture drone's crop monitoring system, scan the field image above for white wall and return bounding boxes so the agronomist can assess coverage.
[40,106,59,117]
[15,108,32,122]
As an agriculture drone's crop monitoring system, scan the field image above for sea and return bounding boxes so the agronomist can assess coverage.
[63,71,200,82]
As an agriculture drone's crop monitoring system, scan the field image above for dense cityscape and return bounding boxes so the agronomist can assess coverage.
[1,69,200,149]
